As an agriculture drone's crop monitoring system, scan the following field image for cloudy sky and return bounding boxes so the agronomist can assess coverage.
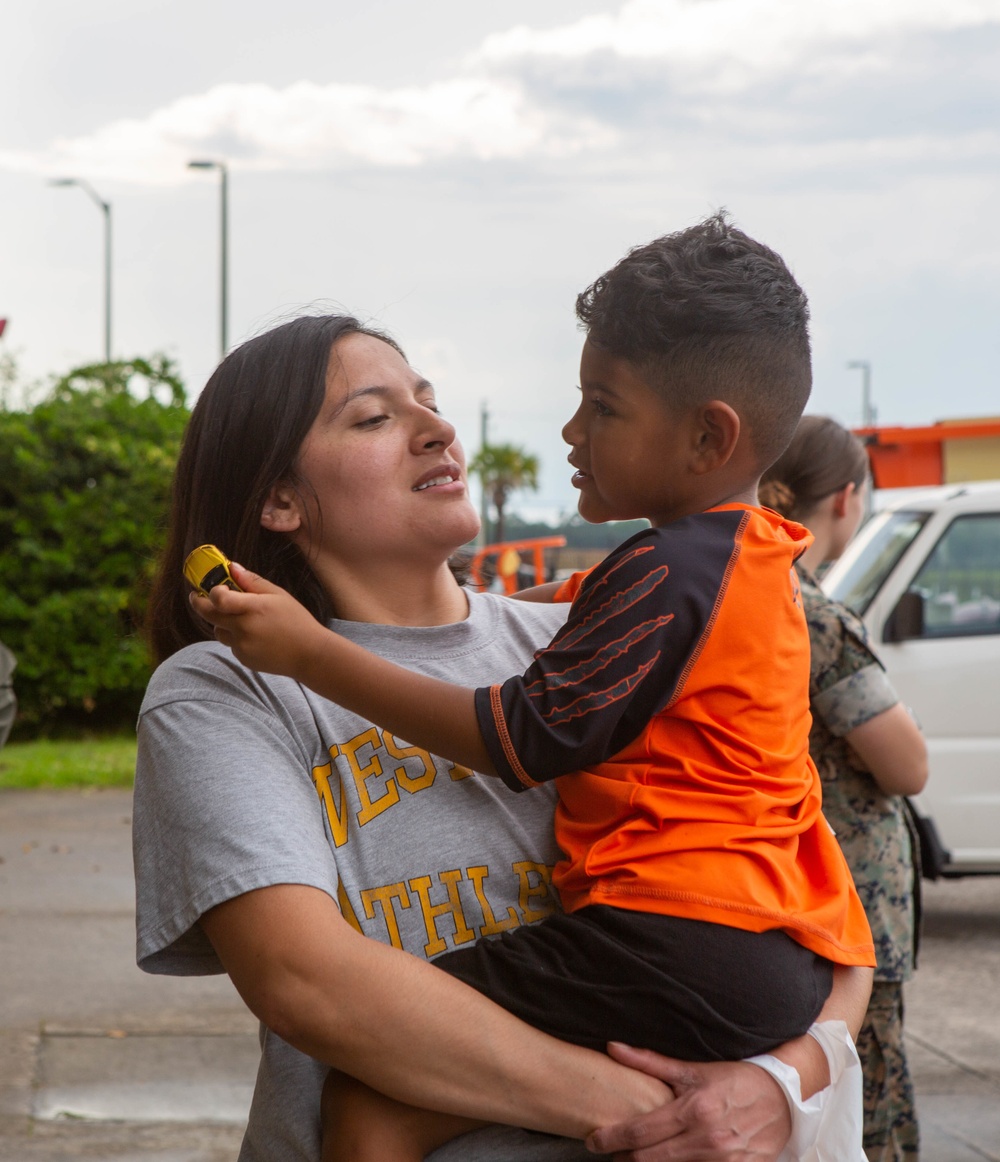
[2,0,999,517]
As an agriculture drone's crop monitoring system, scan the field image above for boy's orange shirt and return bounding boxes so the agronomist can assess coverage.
[479,505,875,968]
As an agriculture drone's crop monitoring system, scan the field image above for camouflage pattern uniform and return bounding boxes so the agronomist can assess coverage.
[0,641,15,749]
[798,565,919,1162]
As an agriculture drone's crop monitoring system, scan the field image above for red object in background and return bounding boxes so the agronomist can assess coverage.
[469,536,566,594]
[0,319,7,338]
[854,420,1000,489]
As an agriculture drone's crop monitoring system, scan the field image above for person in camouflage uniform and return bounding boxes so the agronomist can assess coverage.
[0,641,15,749]
[799,565,921,1160]
[761,416,929,1162]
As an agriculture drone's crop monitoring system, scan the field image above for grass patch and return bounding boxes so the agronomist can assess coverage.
[0,734,137,789]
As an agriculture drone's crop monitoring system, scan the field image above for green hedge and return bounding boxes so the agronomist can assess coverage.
[0,357,188,733]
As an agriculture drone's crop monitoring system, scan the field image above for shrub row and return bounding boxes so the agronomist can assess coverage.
[0,358,188,734]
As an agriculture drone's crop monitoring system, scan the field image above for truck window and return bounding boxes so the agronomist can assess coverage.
[909,514,1000,637]
[826,509,928,616]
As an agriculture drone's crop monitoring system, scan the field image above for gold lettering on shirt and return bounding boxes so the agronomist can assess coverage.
[337,880,363,933]
[467,865,520,936]
[343,727,401,824]
[312,749,349,848]
[447,763,474,781]
[513,860,558,923]
[360,882,411,949]
[408,870,476,957]
[382,732,436,792]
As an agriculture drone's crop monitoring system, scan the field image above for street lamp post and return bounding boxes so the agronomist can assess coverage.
[50,178,112,363]
[188,159,229,359]
[479,401,490,545]
[847,360,874,428]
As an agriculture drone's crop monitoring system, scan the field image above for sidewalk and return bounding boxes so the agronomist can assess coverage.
[905,874,1000,1161]
[2,786,999,1160]
[0,788,256,1161]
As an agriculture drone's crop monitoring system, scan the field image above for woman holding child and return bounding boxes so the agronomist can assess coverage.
[135,216,872,1160]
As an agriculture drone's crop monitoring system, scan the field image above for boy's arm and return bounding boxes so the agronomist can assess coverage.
[509,581,564,603]
[192,564,497,776]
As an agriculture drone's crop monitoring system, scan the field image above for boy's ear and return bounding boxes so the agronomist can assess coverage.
[690,400,741,474]
[260,483,304,533]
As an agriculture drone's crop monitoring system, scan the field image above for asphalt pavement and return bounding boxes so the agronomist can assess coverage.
[1,787,998,1161]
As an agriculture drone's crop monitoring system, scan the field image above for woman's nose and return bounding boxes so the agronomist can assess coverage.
[418,409,457,450]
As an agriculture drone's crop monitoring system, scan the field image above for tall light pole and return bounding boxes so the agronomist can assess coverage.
[479,401,490,545]
[50,178,112,363]
[188,159,229,359]
[847,360,874,428]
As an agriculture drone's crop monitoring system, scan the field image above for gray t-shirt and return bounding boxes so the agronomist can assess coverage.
[134,591,603,1161]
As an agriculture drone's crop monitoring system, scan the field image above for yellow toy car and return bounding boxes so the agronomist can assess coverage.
[183,544,242,597]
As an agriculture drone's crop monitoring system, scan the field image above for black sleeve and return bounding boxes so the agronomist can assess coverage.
[475,515,746,791]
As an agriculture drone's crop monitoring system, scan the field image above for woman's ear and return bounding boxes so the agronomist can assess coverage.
[832,481,856,519]
[260,483,303,533]
[691,400,741,474]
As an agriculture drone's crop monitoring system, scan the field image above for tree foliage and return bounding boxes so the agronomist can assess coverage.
[0,357,188,733]
[469,442,541,543]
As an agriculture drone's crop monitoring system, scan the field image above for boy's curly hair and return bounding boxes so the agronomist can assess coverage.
[576,212,811,469]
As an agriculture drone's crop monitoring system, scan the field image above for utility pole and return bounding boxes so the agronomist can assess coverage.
[50,179,113,362]
[188,159,230,359]
[479,402,490,545]
[847,360,875,427]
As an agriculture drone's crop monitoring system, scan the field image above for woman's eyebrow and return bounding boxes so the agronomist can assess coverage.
[331,379,435,417]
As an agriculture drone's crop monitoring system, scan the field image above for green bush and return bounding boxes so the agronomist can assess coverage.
[0,357,188,733]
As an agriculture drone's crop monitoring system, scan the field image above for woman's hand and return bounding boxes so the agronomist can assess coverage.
[587,1046,791,1161]
[589,964,872,1160]
[190,562,328,681]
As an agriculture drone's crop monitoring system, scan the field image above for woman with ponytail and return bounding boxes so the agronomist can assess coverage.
[760,416,928,1162]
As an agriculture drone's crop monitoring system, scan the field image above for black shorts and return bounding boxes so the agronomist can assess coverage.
[434,905,833,1061]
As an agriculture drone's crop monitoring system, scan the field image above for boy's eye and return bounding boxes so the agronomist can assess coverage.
[592,398,613,417]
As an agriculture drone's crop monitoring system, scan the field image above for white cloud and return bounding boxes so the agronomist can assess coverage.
[476,0,1000,72]
[1,0,998,185]
[0,76,613,185]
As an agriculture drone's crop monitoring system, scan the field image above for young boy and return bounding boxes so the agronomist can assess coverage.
[194,213,875,1160]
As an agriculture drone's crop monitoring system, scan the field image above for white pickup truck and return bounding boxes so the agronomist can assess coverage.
[822,481,1000,877]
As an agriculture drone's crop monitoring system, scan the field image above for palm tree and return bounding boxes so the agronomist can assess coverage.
[469,442,540,543]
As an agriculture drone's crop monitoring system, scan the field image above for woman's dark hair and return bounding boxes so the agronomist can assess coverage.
[146,314,403,663]
[758,414,870,522]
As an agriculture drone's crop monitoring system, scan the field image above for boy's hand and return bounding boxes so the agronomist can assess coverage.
[190,562,327,681]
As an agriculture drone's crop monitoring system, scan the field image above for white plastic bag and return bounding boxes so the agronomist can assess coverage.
[745,1020,866,1161]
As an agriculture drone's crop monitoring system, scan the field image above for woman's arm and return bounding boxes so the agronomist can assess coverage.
[199,882,670,1138]
[844,703,928,797]
[585,964,873,1160]
[207,882,865,1161]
